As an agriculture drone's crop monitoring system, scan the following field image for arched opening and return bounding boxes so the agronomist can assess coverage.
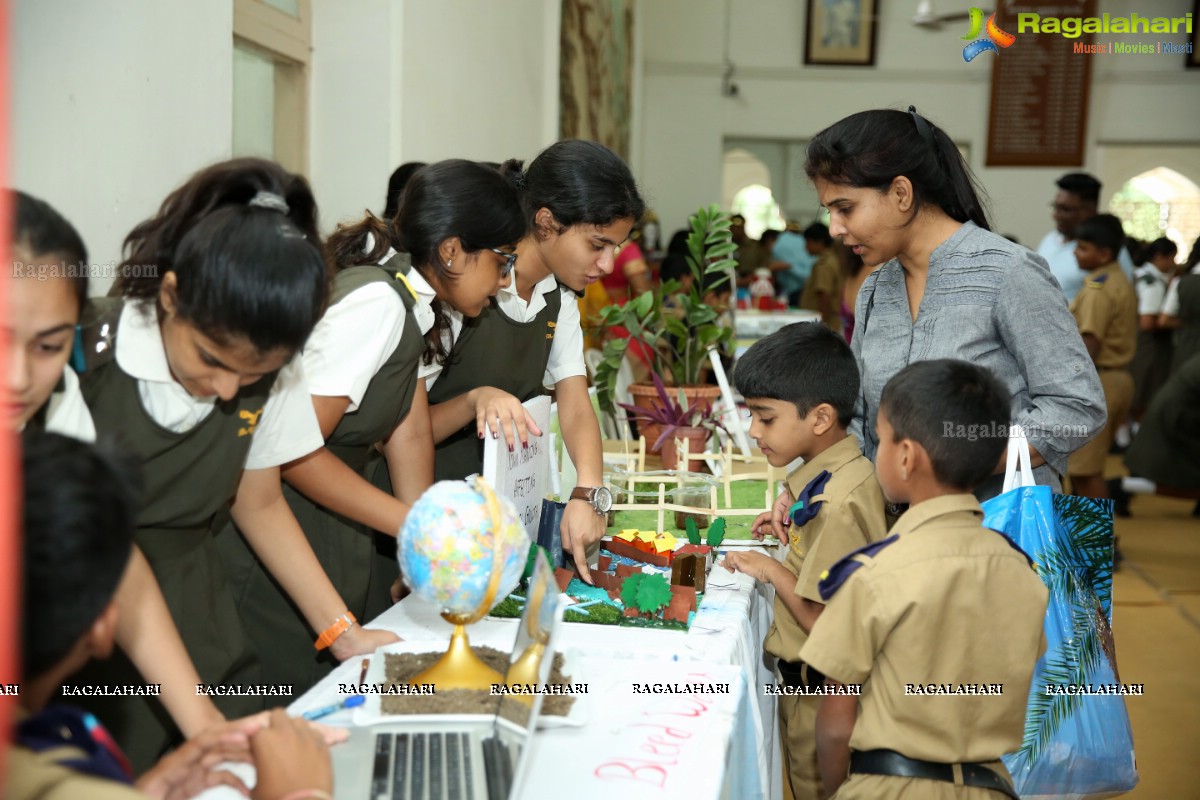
[722,148,785,239]
[1108,167,1200,259]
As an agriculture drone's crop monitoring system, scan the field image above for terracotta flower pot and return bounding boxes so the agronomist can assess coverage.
[627,383,723,454]
[661,426,712,471]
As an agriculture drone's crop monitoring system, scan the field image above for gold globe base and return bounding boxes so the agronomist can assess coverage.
[411,621,502,691]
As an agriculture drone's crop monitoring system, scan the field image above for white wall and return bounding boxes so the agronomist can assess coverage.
[397,0,560,165]
[14,0,561,291]
[637,0,1200,245]
[13,0,233,295]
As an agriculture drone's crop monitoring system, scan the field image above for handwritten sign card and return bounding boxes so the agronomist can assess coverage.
[482,395,552,539]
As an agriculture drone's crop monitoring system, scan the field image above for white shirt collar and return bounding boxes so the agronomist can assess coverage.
[115,299,178,384]
[498,270,560,318]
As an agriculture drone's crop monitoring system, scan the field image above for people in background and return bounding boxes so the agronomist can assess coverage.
[1158,235,1200,374]
[426,140,645,581]
[1130,236,1178,423]
[771,223,816,307]
[806,107,1104,498]
[839,248,870,344]
[600,227,652,303]
[798,222,844,331]
[75,158,396,768]
[800,359,1047,799]
[1065,214,1137,501]
[1036,172,1134,301]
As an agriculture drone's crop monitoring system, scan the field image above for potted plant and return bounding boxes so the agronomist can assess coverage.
[594,204,738,448]
[617,373,728,471]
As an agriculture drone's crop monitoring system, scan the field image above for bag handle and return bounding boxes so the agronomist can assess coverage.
[1003,425,1036,493]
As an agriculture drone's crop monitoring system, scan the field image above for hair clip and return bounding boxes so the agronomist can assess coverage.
[248,191,290,214]
[908,106,937,152]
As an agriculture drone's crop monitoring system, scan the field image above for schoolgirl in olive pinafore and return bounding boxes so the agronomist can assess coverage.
[74,297,270,770]
[359,284,561,620]
[427,287,562,480]
[216,256,424,697]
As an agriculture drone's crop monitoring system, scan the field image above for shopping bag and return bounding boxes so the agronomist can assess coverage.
[981,428,1138,799]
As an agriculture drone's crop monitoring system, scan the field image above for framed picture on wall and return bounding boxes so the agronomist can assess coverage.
[804,0,878,66]
[1188,0,1199,68]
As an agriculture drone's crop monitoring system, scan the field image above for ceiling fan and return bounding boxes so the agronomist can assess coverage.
[912,0,993,29]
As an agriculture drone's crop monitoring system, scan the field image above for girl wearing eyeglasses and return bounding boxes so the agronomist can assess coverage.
[423,140,646,584]
[217,159,527,695]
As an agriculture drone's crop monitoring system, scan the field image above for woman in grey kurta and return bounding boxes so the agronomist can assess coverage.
[805,108,1106,497]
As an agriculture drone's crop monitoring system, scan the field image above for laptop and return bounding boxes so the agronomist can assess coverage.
[333,550,563,800]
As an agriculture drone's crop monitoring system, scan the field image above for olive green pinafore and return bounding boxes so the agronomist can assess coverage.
[360,283,561,620]
[74,298,272,773]
[215,259,424,699]
[427,285,562,480]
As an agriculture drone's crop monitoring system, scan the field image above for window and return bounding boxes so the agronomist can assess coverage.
[1109,167,1200,259]
[232,0,311,174]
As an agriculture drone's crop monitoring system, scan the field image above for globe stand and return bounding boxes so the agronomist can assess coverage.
[410,615,502,691]
[408,476,513,693]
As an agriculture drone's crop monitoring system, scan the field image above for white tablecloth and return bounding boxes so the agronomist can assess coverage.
[199,564,780,800]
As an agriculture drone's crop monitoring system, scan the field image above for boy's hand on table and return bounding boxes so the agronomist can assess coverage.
[250,710,333,800]
[720,550,778,584]
[753,486,794,543]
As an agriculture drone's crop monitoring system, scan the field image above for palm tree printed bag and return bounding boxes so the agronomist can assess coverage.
[981,429,1138,799]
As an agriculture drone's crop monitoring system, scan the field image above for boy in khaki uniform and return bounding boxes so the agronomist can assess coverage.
[6,433,336,800]
[1067,213,1138,499]
[799,360,1048,799]
[722,323,889,800]
[798,223,845,331]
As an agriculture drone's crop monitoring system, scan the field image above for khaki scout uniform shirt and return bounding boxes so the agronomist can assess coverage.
[799,250,845,331]
[763,436,889,661]
[800,495,1048,798]
[5,709,141,800]
[1070,262,1137,370]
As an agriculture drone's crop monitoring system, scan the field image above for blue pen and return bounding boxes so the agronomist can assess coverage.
[301,693,365,721]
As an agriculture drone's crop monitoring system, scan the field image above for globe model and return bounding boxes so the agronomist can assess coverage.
[399,478,531,617]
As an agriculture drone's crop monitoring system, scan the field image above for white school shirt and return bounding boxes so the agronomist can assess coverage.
[1161,265,1200,318]
[302,273,434,413]
[40,365,96,442]
[1133,265,1170,316]
[114,300,324,469]
[491,273,587,387]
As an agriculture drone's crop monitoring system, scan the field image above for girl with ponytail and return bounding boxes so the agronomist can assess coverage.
[220,158,527,675]
[75,158,398,767]
[806,108,1104,497]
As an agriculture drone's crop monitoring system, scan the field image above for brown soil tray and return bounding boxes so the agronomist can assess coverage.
[380,646,576,718]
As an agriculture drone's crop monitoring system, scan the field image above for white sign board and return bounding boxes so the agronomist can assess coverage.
[482,395,552,539]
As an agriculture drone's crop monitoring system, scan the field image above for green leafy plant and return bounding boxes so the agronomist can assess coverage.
[617,373,727,450]
[706,518,727,548]
[594,204,737,414]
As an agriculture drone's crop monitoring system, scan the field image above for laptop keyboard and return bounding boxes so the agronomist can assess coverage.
[372,731,511,800]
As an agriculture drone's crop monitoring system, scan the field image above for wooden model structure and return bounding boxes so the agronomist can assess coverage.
[604,436,786,533]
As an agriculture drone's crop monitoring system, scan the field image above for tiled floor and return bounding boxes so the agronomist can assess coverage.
[1107,486,1200,797]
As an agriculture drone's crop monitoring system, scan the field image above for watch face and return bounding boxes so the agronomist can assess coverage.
[593,486,613,514]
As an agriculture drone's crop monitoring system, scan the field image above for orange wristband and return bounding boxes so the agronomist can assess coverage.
[314,612,356,651]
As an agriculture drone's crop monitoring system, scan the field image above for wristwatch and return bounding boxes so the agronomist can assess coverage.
[570,485,613,515]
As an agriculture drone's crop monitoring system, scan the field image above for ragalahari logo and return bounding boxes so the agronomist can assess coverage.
[962,7,1016,62]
